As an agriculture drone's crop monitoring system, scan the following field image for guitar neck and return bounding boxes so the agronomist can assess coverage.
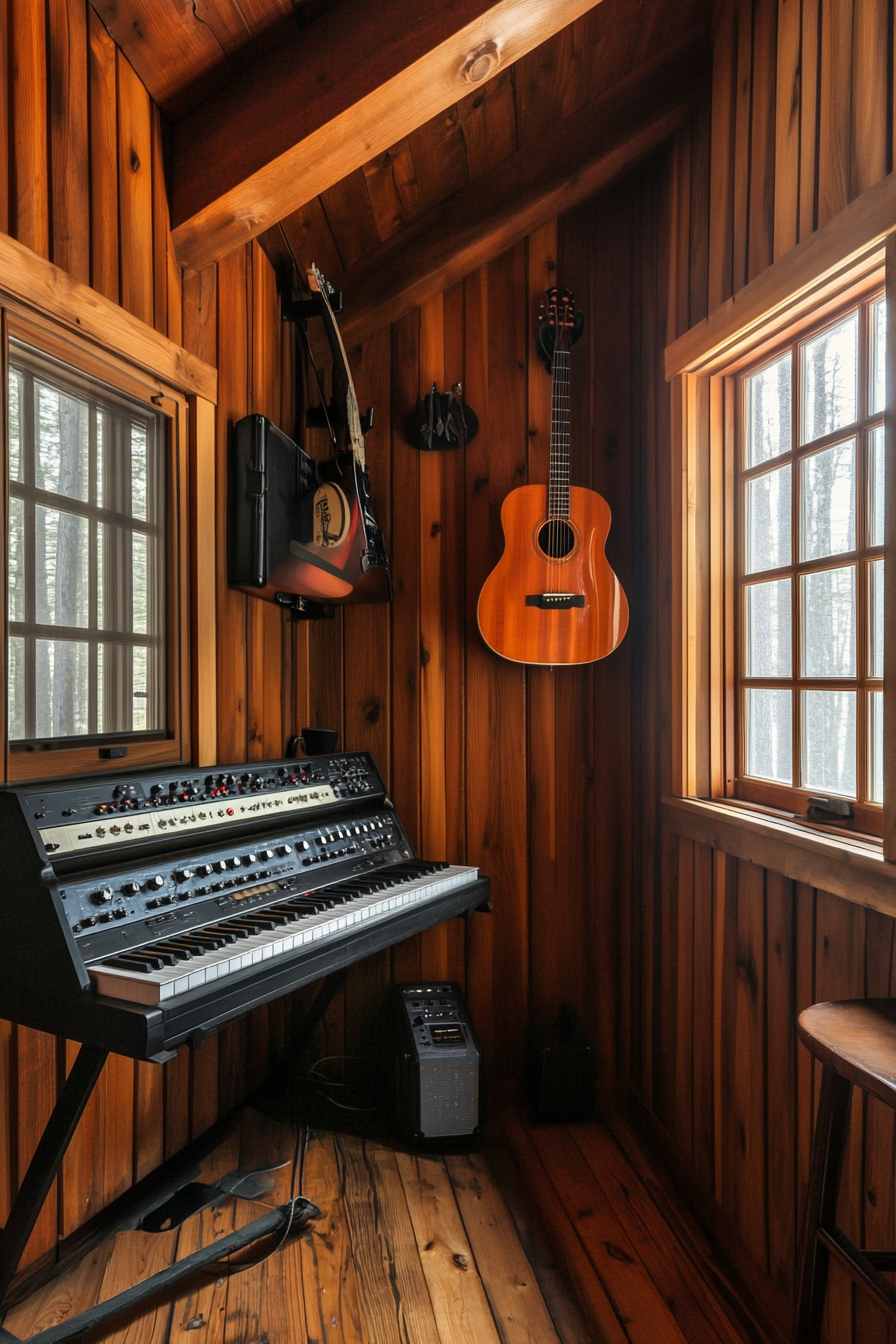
[548,345,570,518]
[309,267,367,469]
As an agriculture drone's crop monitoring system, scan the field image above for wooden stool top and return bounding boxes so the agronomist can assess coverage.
[798,999,896,1108]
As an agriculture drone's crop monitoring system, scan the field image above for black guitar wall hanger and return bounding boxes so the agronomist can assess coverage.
[537,302,584,371]
[405,382,479,451]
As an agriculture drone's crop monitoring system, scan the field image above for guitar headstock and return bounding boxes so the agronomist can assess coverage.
[307,264,343,316]
[545,287,577,341]
[537,286,585,370]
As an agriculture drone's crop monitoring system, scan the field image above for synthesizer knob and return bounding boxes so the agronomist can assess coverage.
[277,844,293,856]
[244,853,257,864]
[122,881,140,896]
[196,863,213,877]
[229,856,242,868]
[144,875,164,890]
[174,868,194,883]
[91,887,114,905]
[258,848,273,861]
[213,860,228,873]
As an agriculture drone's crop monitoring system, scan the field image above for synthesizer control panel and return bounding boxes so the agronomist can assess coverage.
[19,753,382,860]
[66,806,412,965]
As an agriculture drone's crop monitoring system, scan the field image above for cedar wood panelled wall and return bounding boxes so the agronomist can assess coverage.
[0,0,640,1275]
[638,2,896,1344]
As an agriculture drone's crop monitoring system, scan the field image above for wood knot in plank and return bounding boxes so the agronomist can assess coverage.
[130,149,141,174]
[364,699,381,724]
[453,1252,469,1270]
[430,521,441,537]
[604,1241,635,1264]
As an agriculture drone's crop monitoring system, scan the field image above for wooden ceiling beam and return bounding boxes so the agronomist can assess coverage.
[322,39,709,348]
[169,0,607,271]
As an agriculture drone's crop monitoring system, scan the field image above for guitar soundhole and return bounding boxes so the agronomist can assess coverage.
[537,519,576,560]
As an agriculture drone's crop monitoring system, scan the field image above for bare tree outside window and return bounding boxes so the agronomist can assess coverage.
[7,342,166,743]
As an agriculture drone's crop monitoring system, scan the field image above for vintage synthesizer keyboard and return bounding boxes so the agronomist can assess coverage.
[0,753,489,1063]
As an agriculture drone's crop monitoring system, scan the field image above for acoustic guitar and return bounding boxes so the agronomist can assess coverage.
[287,264,392,604]
[477,287,628,665]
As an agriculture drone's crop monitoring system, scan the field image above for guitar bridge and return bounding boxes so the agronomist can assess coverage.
[525,593,585,609]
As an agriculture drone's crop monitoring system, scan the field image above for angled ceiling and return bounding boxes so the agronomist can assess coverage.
[92,0,712,338]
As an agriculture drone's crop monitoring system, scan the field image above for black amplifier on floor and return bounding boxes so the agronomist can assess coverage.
[390,982,480,1141]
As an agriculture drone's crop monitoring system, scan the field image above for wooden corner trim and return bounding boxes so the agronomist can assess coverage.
[0,229,217,403]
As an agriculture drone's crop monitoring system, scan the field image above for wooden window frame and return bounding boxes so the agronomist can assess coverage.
[665,170,896,862]
[732,290,885,835]
[0,230,218,780]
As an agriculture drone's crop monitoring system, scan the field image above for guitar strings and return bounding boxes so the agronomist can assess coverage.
[548,318,571,593]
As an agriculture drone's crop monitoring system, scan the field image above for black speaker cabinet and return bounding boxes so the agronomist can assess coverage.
[390,982,480,1142]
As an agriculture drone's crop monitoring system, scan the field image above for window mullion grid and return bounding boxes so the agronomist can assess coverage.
[791,345,799,790]
[88,401,98,735]
[22,368,35,741]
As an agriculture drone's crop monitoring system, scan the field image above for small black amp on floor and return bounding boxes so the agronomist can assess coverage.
[390,982,480,1141]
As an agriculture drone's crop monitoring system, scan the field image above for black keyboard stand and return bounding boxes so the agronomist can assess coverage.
[0,1042,319,1344]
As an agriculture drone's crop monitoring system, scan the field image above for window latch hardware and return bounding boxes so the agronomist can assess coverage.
[797,796,854,822]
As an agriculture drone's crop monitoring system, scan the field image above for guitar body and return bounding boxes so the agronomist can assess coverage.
[286,450,392,603]
[477,484,628,665]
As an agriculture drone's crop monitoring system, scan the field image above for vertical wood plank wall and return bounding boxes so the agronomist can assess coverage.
[634,2,896,1341]
[0,0,641,1274]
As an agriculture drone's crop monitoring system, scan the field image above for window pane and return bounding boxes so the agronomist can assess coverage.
[8,368,23,483]
[133,645,148,731]
[36,382,88,500]
[747,354,791,466]
[34,639,89,737]
[131,423,147,520]
[133,533,149,634]
[747,464,791,573]
[800,440,855,560]
[870,691,884,803]
[745,688,792,783]
[746,579,791,676]
[8,497,24,622]
[802,313,858,443]
[35,507,89,627]
[802,689,856,795]
[870,558,884,679]
[801,566,856,677]
[871,297,887,415]
[8,636,25,740]
[870,425,885,546]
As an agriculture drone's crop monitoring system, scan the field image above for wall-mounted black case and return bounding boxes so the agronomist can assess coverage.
[227,414,317,602]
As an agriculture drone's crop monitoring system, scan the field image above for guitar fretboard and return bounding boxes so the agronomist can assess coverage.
[548,346,571,519]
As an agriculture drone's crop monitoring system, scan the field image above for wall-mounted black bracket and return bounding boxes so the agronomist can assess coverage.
[537,309,585,371]
[282,291,343,324]
[306,401,373,435]
[274,592,335,621]
[405,383,478,451]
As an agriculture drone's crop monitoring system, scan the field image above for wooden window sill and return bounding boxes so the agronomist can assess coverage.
[662,795,896,918]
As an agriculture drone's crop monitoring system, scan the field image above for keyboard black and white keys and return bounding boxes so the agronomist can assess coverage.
[0,753,489,1062]
[90,862,480,1005]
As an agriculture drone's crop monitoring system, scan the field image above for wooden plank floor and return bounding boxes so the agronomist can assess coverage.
[1,1107,588,1344]
[1,1105,776,1344]
[499,1110,773,1344]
